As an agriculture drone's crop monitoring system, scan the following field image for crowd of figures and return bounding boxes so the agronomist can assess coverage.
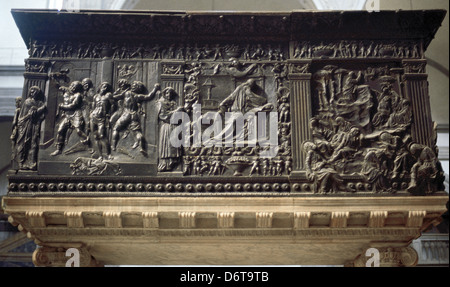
[49,78,160,160]
[28,40,288,62]
[303,65,445,194]
[28,39,422,62]
[182,147,292,177]
[181,79,292,177]
[10,75,191,174]
[12,73,292,177]
[294,40,422,59]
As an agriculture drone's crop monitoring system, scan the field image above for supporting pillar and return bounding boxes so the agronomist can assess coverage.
[402,59,433,148]
[288,60,312,173]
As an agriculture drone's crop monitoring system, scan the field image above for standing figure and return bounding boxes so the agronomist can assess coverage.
[209,157,223,175]
[340,71,362,102]
[90,82,113,159]
[10,97,22,158]
[262,158,271,176]
[284,157,292,175]
[14,86,47,170]
[110,79,131,126]
[278,96,290,123]
[82,78,96,103]
[111,81,160,153]
[51,81,89,156]
[249,158,261,176]
[183,156,192,175]
[373,76,400,128]
[157,87,183,172]
[81,78,96,132]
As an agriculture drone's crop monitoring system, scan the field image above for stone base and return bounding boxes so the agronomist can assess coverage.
[2,194,447,266]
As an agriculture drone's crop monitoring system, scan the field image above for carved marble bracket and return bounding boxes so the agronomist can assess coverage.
[3,195,446,266]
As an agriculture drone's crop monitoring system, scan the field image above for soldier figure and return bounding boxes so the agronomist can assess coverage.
[51,81,89,156]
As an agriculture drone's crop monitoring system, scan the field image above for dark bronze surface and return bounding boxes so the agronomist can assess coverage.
[7,9,447,196]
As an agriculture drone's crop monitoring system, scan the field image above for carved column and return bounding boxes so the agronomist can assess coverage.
[101,59,114,83]
[288,60,312,172]
[23,60,50,97]
[402,59,433,148]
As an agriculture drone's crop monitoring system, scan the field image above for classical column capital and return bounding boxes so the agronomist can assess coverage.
[351,246,419,267]
[32,245,102,267]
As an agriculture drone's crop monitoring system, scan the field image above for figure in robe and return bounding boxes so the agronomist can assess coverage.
[157,87,183,172]
[14,86,47,170]
[205,79,273,147]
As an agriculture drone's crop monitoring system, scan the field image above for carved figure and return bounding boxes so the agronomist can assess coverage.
[328,127,362,164]
[70,157,121,176]
[183,84,200,114]
[340,71,363,102]
[10,97,22,156]
[223,58,260,78]
[51,81,89,156]
[185,62,202,85]
[361,151,389,192]
[392,139,413,180]
[13,86,47,170]
[130,43,146,58]
[111,81,160,153]
[408,145,445,195]
[209,156,224,175]
[182,156,192,175]
[284,157,292,175]
[110,79,131,125]
[81,78,95,126]
[278,96,290,123]
[207,79,273,146]
[157,87,183,172]
[385,98,412,129]
[373,76,401,128]
[90,82,113,159]
[213,44,224,60]
[304,141,346,194]
[249,158,261,176]
[262,158,271,176]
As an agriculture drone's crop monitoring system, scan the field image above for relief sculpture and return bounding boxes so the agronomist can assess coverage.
[51,81,90,156]
[303,64,444,194]
[157,87,183,172]
[11,86,47,170]
[110,81,159,154]
[8,10,445,196]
